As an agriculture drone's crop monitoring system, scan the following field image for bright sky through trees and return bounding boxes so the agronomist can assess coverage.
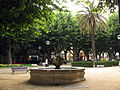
[63,0,118,19]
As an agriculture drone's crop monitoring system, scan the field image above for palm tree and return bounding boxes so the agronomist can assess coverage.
[76,0,107,67]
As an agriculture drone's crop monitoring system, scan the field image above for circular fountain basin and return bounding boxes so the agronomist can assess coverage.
[29,67,85,85]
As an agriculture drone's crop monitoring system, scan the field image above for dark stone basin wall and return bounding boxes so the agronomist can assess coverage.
[29,68,85,85]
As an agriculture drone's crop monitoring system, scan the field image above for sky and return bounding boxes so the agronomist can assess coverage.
[62,0,118,19]
[63,1,82,14]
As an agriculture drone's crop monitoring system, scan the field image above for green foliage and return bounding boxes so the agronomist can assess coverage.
[95,30,109,54]
[47,12,79,55]
[0,0,69,42]
[35,12,92,62]
[96,61,119,67]
[98,0,118,13]
[116,58,120,61]
[72,61,119,67]
[72,61,93,67]
[0,0,67,27]
[0,0,69,64]
[0,64,32,68]
[0,0,65,39]
[107,12,120,54]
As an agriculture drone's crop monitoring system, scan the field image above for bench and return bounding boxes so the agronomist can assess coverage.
[97,65,104,68]
[31,64,38,67]
[11,67,29,74]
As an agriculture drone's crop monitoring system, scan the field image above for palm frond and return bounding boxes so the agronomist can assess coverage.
[77,10,87,13]
[99,14,108,22]
[76,0,107,34]
[76,14,87,19]
[89,0,94,9]
[95,15,107,30]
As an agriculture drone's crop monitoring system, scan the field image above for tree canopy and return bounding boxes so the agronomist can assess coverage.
[0,0,69,64]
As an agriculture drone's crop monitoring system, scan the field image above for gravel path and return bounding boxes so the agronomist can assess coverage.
[0,66,120,90]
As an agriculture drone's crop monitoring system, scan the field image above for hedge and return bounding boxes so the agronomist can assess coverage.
[0,64,32,68]
[116,58,120,61]
[72,61,119,67]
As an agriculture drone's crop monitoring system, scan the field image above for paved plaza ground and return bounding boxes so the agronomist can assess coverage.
[0,65,120,90]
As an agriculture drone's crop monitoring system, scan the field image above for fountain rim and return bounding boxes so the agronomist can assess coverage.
[30,67,85,71]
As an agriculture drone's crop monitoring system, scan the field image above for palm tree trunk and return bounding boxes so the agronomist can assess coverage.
[91,25,96,67]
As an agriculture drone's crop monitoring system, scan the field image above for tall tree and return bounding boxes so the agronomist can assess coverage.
[76,0,107,67]
[107,12,120,58]
[0,0,67,64]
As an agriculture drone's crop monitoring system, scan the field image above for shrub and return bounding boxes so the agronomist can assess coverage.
[72,61,119,67]
[116,58,120,61]
[0,64,32,68]
[95,61,119,67]
[72,61,93,67]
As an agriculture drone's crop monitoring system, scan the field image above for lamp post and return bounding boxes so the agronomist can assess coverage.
[70,47,73,62]
[109,47,112,60]
[38,46,41,64]
[117,35,120,58]
[38,46,41,50]
[45,40,50,67]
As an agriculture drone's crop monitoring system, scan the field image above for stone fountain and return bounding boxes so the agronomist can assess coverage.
[29,55,85,85]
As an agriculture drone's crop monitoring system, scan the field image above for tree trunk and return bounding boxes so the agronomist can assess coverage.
[119,51,120,58]
[96,52,98,61]
[43,53,46,62]
[98,53,101,61]
[73,47,77,61]
[77,48,81,57]
[5,41,12,64]
[86,54,89,60]
[113,52,116,59]
[91,24,96,67]
[64,50,67,61]
[0,54,4,63]
[118,0,120,24]
[108,52,112,60]
[55,65,60,69]
[84,51,89,60]
[102,53,104,58]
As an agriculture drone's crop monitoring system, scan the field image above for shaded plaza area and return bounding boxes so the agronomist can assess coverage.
[0,66,120,90]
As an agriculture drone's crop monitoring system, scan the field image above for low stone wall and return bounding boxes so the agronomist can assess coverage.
[29,67,85,85]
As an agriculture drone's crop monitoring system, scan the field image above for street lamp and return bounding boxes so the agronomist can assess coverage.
[117,35,120,40]
[46,40,50,45]
[110,47,112,50]
[45,40,50,67]
[71,47,73,50]
[38,46,41,50]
